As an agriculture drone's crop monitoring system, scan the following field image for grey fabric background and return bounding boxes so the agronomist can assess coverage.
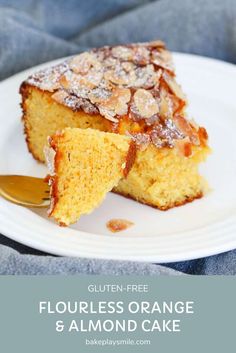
[0,0,235,275]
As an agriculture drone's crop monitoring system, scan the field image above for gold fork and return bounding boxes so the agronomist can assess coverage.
[0,175,50,207]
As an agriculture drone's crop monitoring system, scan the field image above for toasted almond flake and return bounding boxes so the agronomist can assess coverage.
[59,71,81,89]
[151,49,174,72]
[153,69,163,87]
[173,115,200,145]
[122,61,135,72]
[100,88,131,116]
[133,65,155,88]
[133,46,150,65]
[104,67,136,86]
[59,73,72,89]
[52,90,98,114]
[79,71,103,89]
[38,79,60,92]
[103,56,118,68]
[59,71,90,98]
[69,52,101,74]
[98,106,118,122]
[159,49,173,63]
[51,89,69,104]
[88,87,112,104]
[159,95,169,117]
[159,88,174,118]
[189,119,199,130]
[162,72,186,100]
[133,89,159,118]
[27,63,68,92]
[60,69,102,91]
[111,46,134,60]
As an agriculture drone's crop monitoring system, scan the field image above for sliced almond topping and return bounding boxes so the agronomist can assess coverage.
[133,46,150,65]
[98,106,118,122]
[27,63,69,92]
[151,49,174,72]
[69,52,101,74]
[159,88,173,118]
[52,90,98,114]
[133,89,159,118]
[59,72,89,98]
[63,69,102,91]
[104,69,125,85]
[103,56,118,68]
[153,68,163,87]
[51,89,69,104]
[37,72,61,91]
[103,62,156,89]
[159,49,173,63]
[39,80,60,92]
[111,46,134,60]
[88,87,112,104]
[89,87,131,122]
[100,88,131,116]
[159,96,170,117]
[79,70,103,89]
[189,119,199,130]
[59,72,80,89]
[104,66,136,86]
[162,72,186,101]
[122,61,135,72]
[173,115,200,145]
[133,65,155,88]
[173,115,191,134]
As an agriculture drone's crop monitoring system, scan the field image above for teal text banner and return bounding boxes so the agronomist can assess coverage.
[0,276,235,352]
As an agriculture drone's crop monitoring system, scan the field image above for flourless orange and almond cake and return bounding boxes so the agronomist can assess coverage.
[20,40,210,211]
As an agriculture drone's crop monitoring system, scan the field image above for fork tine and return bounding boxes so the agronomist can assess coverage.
[0,175,50,208]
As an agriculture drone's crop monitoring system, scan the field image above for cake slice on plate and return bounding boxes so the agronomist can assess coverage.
[21,40,210,212]
[46,128,135,226]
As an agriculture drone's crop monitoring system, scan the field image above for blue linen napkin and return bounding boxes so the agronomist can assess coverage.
[0,0,235,275]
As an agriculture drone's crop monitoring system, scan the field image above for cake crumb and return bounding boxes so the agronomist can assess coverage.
[106,219,134,233]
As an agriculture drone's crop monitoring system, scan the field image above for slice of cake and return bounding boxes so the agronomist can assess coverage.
[20,40,210,211]
[46,128,135,226]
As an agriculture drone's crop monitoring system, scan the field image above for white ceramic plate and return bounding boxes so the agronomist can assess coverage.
[0,53,236,263]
